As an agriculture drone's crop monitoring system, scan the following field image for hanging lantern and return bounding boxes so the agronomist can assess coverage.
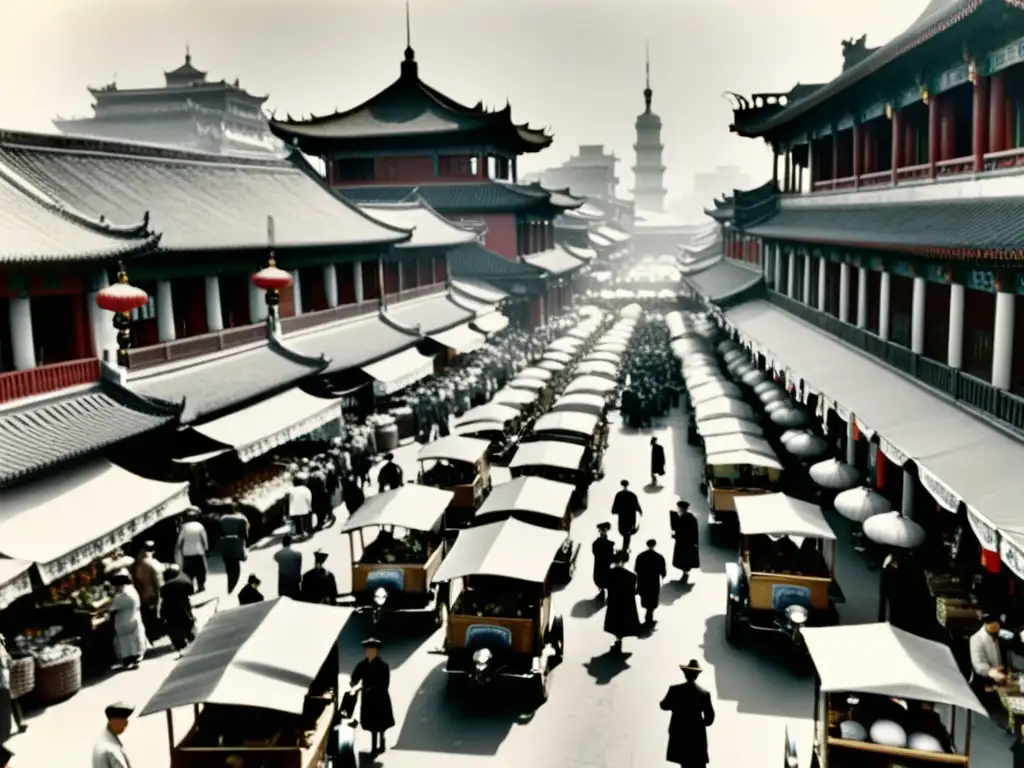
[95,264,149,368]
[252,214,292,314]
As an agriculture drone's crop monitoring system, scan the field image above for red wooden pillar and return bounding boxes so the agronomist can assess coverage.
[903,119,915,166]
[928,94,939,177]
[864,126,876,174]
[891,109,903,183]
[990,71,1007,154]
[973,75,989,172]
[852,123,862,186]
[940,98,955,161]
[831,132,839,180]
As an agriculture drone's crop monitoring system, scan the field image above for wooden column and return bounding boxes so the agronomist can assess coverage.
[973,75,989,172]
[852,123,862,187]
[940,98,956,161]
[807,140,816,189]
[831,131,839,180]
[864,125,876,174]
[784,152,792,192]
[990,70,1007,154]
[891,109,902,183]
[928,94,939,178]
[772,150,780,186]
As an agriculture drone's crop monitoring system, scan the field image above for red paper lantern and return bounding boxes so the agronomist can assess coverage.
[252,258,293,292]
[96,271,149,314]
[981,548,1001,574]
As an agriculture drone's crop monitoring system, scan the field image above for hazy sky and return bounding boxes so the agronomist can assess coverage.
[3,0,926,203]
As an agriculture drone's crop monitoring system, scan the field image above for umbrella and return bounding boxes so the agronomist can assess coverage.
[809,459,860,490]
[728,362,754,378]
[764,399,792,414]
[863,511,926,549]
[741,369,768,386]
[722,349,747,365]
[717,340,740,354]
[781,430,829,459]
[833,487,890,522]
[543,350,573,364]
[760,388,791,405]
[753,380,779,396]
[770,407,812,427]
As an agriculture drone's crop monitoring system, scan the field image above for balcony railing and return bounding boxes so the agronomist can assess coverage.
[763,291,1024,434]
[280,301,373,334]
[0,358,101,404]
[127,324,267,370]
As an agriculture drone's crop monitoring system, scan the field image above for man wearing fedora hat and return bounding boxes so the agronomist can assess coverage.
[660,659,716,767]
[670,500,700,581]
[592,522,616,600]
[350,638,395,755]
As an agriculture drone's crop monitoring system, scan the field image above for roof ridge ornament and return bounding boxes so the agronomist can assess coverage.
[401,0,418,78]
[643,40,653,113]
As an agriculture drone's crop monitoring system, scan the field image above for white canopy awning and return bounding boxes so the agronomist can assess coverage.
[192,388,341,463]
[703,434,776,460]
[0,460,190,584]
[0,558,33,610]
[733,493,836,539]
[705,450,782,470]
[429,322,486,354]
[362,348,435,395]
[472,311,509,335]
[802,623,987,714]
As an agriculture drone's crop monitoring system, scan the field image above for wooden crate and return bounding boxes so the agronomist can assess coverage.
[748,571,831,611]
[447,613,537,654]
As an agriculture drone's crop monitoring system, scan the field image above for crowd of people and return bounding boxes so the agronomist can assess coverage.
[620,317,681,429]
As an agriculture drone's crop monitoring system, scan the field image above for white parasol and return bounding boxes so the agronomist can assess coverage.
[753,380,779,396]
[764,399,792,415]
[770,407,812,428]
[782,430,829,459]
[809,458,860,490]
[741,369,768,386]
[833,486,891,522]
[863,511,926,549]
[717,340,741,354]
[722,349,747,365]
[760,388,790,404]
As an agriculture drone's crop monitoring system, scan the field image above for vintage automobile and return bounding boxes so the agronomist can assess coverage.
[430,517,567,702]
[340,484,453,630]
[140,597,346,768]
[508,371,554,410]
[525,410,605,467]
[474,476,580,583]
[547,336,585,354]
[492,386,543,414]
[573,360,619,380]
[508,440,590,511]
[700,449,783,536]
[453,402,521,431]
[725,493,842,652]
[542,349,574,365]
[417,436,493,530]
[551,392,607,417]
[583,351,621,365]
[453,419,518,465]
[563,375,617,398]
[786,623,986,767]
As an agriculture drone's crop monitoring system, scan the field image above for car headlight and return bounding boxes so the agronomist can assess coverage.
[373,587,388,606]
[786,604,809,626]
[472,648,492,668]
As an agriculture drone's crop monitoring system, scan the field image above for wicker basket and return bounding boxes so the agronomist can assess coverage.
[8,655,34,699]
[34,645,82,703]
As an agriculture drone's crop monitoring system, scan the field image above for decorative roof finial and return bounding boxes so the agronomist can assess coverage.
[185,43,191,66]
[643,41,653,113]
[400,0,418,78]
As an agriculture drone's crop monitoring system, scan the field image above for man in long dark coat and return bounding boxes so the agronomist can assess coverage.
[660,659,716,767]
[611,480,642,552]
[635,539,667,626]
[592,522,615,600]
[350,638,395,755]
[650,437,666,486]
[377,454,403,493]
[300,550,339,605]
[604,551,641,652]
[670,500,700,581]
[159,564,196,659]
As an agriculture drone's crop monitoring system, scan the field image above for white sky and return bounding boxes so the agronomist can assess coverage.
[2,0,926,202]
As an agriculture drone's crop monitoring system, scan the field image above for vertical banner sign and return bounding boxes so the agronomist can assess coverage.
[967,505,999,553]
[878,436,908,466]
[917,465,960,513]
[1001,533,1024,581]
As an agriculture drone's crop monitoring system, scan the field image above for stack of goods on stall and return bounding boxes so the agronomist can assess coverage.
[360,530,433,566]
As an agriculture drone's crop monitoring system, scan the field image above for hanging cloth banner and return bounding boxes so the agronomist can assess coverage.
[855,417,875,439]
[1001,533,1024,581]
[917,465,960,513]
[878,436,909,467]
[967,505,1000,553]
[833,401,851,423]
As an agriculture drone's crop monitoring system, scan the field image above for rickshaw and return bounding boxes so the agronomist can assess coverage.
[785,623,986,768]
[551,392,607,417]
[417,436,493,530]
[454,402,521,430]
[700,449,783,539]
[573,360,618,380]
[453,419,518,465]
[140,598,347,768]
[474,476,580,583]
[509,439,590,510]
[564,375,617,398]
[725,493,842,653]
[430,517,567,702]
[340,484,453,630]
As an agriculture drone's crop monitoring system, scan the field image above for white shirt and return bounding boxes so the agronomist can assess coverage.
[176,521,208,557]
[92,728,132,768]
[288,485,313,518]
[969,626,1003,679]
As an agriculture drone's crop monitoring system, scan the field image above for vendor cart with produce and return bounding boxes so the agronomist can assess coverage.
[339,484,453,631]
[416,436,493,530]
[523,410,606,472]
[785,623,985,768]
[725,494,843,655]
[473,476,580,584]
[430,517,567,703]
[140,597,348,768]
[508,440,590,511]
[453,419,519,465]
[700,448,782,538]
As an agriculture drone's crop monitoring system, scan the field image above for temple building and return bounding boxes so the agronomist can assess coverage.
[527,144,620,200]
[697,0,1024,584]
[54,50,281,155]
[269,41,591,325]
[632,48,667,213]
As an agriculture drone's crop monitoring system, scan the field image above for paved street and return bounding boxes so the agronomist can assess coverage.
[7,411,1012,766]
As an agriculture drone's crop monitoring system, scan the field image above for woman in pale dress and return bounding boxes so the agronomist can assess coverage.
[109,571,147,670]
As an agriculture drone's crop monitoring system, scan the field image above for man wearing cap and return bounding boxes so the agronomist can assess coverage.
[377,453,403,493]
[174,508,209,592]
[288,474,314,540]
[611,480,642,552]
[92,702,134,768]
[274,534,303,599]
[970,614,1009,717]
[350,638,395,755]
[300,550,339,605]
[129,542,163,642]
[670,500,700,581]
[237,574,264,606]
[592,522,615,600]
[660,659,716,767]
[635,539,667,626]
[219,506,250,594]
[650,437,666,487]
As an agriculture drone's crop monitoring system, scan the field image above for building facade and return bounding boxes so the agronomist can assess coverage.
[54,50,281,155]
[529,145,620,200]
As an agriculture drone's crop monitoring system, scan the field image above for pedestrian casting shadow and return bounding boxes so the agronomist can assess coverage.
[659,579,693,606]
[700,615,812,717]
[393,666,520,754]
[336,611,435,671]
[643,483,666,494]
[357,753,383,767]
[571,597,604,618]
[583,649,632,684]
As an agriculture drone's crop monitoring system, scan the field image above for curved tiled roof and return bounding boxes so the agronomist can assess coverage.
[338,181,558,213]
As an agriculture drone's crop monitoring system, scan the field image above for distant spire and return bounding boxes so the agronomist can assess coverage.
[643,41,653,113]
[185,44,191,66]
[405,0,412,51]
[401,0,418,78]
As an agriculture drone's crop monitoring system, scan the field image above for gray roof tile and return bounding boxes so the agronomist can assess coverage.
[383,293,473,334]
[130,343,325,423]
[522,244,586,276]
[449,242,543,280]
[684,259,764,303]
[338,182,553,213]
[0,383,175,487]
[0,131,408,252]
[284,312,419,375]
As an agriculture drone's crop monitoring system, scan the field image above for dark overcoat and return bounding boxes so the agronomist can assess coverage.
[592,536,615,590]
[660,681,716,766]
[634,549,666,610]
[611,490,641,538]
[300,567,339,605]
[351,657,395,733]
[378,462,403,491]
[650,443,666,476]
[603,566,641,639]
[671,510,700,571]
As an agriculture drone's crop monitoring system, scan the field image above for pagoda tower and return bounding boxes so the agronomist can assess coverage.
[631,45,667,212]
